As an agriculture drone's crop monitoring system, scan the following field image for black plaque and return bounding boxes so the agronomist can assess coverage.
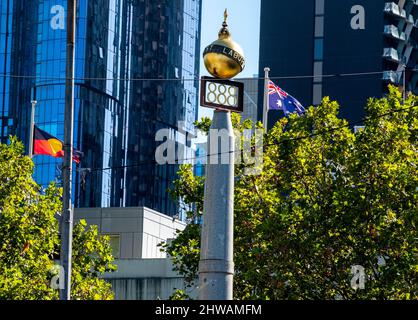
[200,76,244,113]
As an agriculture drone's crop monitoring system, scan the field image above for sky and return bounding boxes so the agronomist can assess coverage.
[198,0,261,120]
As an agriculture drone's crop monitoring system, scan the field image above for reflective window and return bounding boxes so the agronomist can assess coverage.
[314,38,324,60]
[1,0,202,217]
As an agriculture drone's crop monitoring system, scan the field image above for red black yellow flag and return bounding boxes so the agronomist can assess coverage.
[33,126,83,164]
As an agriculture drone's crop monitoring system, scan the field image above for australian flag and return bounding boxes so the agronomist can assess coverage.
[268,80,306,117]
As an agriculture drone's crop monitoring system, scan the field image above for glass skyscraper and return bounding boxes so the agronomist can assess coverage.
[0,0,202,217]
[258,0,418,127]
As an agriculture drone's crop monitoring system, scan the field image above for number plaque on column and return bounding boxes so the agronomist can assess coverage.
[200,76,244,113]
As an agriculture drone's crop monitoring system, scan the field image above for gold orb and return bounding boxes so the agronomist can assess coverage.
[203,10,245,79]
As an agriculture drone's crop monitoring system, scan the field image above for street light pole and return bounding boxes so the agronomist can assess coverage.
[60,0,76,300]
[403,63,406,104]
[28,99,36,158]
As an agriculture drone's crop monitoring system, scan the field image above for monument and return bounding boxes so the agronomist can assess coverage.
[198,9,245,300]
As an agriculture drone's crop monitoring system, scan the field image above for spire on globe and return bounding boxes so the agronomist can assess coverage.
[203,9,245,79]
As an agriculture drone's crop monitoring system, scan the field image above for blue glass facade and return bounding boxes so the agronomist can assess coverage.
[258,0,418,127]
[0,0,13,143]
[0,0,202,217]
[1,0,37,146]
[33,0,87,193]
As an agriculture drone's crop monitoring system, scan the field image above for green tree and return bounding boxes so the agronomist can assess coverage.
[163,86,418,300]
[0,137,116,300]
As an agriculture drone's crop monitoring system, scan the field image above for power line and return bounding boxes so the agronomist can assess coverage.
[0,74,200,82]
[0,69,412,82]
[82,103,417,173]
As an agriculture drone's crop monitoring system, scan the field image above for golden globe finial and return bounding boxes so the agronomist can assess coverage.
[203,9,245,79]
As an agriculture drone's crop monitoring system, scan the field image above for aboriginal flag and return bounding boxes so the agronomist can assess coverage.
[33,126,83,164]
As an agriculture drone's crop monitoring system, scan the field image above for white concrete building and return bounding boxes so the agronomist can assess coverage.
[74,207,196,300]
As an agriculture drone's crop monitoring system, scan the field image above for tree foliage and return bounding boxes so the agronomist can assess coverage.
[164,86,418,300]
[0,137,116,300]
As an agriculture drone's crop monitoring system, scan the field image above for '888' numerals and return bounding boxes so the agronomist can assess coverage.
[206,82,238,107]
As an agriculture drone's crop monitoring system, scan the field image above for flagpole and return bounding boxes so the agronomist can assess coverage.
[263,67,270,132]
[60,0,76,301]
[403,61,406,105]
[28,99,37,158]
